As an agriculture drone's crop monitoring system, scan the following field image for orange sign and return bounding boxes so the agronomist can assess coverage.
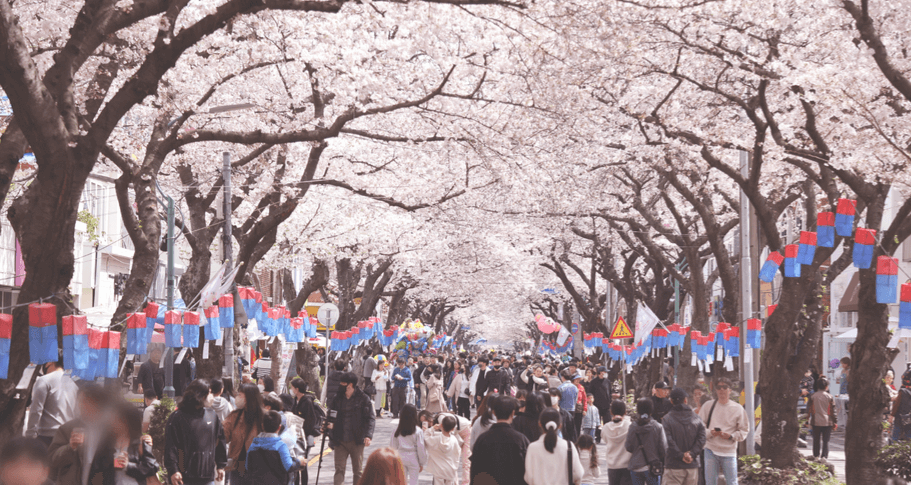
[609,316,633,339]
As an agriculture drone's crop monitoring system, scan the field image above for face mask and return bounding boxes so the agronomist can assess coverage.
[339,384,348,395]
[236,396,246,409]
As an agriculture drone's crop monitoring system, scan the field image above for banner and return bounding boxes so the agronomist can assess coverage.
[634,302,661,345]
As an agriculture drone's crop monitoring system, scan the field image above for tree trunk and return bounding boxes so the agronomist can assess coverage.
[0,158,89,445]
[293,344,322,398]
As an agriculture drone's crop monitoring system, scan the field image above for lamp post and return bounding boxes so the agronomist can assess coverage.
[156,181,176,399]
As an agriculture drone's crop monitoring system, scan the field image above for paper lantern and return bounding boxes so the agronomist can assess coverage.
[238,287,257,320]
[204,306,221,341]
[723,327,740,357]
[767,304,777,317]
[0,314,11,379]
[102,331,120,378]
[796,231,817,265]
[853,228,876,269]
[900,284,911,330]
[784,244,801,277]
[76,328,105,381]
[218,294,234,329]
[817,212,835,248]
[759,251,783,282]
[144,302,162,350]
[746,319,762,349]
[126,313,147,355]
[876,256,899,303]
[62,314,89,371]
[835,199,857,237]
[183,311,200,349]
[164,311,182,348]
[28,303,57,365]
[288,317,304,343]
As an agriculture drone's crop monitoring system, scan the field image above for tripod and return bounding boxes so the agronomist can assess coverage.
[314,409,337,485]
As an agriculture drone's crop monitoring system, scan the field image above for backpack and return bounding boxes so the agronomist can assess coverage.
[308,393,327,432]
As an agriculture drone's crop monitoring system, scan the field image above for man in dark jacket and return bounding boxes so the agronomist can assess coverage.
[471,396,530,485]
[325,359,347,405]
[663,388,706,485]
[652,381,673,422]
[591,367,612,442]
[328,372,375,485]
[473,357,492,405]
[137,347,165,399]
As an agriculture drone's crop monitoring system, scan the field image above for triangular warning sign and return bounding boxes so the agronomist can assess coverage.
[610,316,634,339]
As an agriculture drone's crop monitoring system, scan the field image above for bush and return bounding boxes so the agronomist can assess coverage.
[875,440,911,480]
[148,397,176,482]
[739,455,842,485]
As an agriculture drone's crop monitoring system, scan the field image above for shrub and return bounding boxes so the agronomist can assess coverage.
[148,397,176,481]
[875,440,911,480]
[738,455,842,485]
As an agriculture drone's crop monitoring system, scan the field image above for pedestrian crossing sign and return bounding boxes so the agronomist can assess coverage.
[610,316,633,339]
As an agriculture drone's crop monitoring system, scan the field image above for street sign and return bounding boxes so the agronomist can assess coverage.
[317,303,340,327]
[609,316,633,339]
[571,323,579,334]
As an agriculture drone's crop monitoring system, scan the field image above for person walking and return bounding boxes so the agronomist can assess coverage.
[47,383,109,485]
[245,410,302,485]
[447,362,469,419]
[573,374,588,438]
[326,359,348,405]
[582,394,601,438]
[546,387,578,444]
[26,355,78,446]
[524,407,584,485]
[591,367,612,441]
[391,358,413,419]
[373,356,391,417]
[389,404,427,485]
[651,382,672,423]
[363,352,378,391]
[252,348,273,381]
[137,346,165,399]
[519,365,549,394]
[84,401,159,485]
[558,371,579,421]
[471,396,530,485]
[577,434,602,485]
[423,414,462,485]
[808,378,837,459]
[891,369,911,441]
[223,383,264,485]
[471,357,493,406]
[424,364,449,414]
[512,392,545,443]
[697,378,748,485]
[328,372,376,485]
[624,398,667,485]
[164,380,228,485]
[470,393,498,449]
[663,388,706,485]
[210,379,234,424]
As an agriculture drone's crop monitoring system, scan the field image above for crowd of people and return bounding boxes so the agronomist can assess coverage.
[6,346,911,485]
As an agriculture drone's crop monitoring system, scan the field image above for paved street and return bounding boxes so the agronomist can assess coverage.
[797,427,846,483]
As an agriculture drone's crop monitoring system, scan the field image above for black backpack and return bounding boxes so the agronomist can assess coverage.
[307,393,327,432]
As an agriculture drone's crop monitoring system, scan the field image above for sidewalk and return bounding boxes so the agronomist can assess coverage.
[797,427,846,483]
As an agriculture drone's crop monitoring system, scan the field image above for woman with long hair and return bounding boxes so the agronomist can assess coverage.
[524,407,584,485]
[577,434,601,485]
[85,400,159,484]
[624,398,667,485]
[223,383,265,485]
[223,377,236,407]
[447,361,468,418]
[512,391,545,443]
[358,447,407,485]
[424,364,448,414]
[164,379,228,485]
[389,404,427,485]
[470,392,498,450]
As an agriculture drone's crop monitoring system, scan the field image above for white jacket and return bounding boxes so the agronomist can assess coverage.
[423,428,462,483]
[601,416,633,470]
[524,435,584,485]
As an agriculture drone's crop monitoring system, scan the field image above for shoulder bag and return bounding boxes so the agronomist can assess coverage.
[635,430,665,477]
[566,438,574,485]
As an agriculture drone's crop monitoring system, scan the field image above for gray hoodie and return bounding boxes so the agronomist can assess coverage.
[211,396,234,423]
[601,416,633,470]
[624,418,667,471]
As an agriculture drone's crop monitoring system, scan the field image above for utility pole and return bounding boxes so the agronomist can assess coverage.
[222,152,235,380]
[157,182,176,399]
[740,149,756,454]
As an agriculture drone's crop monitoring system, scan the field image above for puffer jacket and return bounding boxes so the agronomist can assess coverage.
[662,404,706,469]
[325,370,344,404]
[164,407,227,480]
[624,417,667,471]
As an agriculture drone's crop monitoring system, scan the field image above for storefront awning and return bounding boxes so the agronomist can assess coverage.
[837,273,860,313]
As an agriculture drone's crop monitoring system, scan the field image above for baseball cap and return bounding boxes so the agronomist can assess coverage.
[670,388,687,404]
[654,381,668,390]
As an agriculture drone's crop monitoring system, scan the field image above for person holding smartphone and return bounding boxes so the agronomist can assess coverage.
[697,378,748,485]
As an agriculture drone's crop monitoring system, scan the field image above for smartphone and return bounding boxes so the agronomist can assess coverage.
[714,427,722,432]
[422,422,428,429]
